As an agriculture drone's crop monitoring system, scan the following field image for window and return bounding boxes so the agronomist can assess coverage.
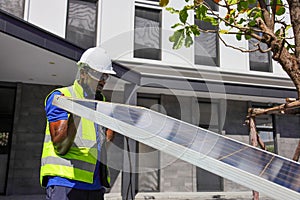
[197,100,223,191]
[194,19,219,66]
[137,96,161,192]
[249,38,272,72]
[198,101,219,132]
[134,6,162,60]
[66,0,97,49]
[248,1,272,72]
[251,103,276,153]
[0,0,24,18]
[204,0,218,11]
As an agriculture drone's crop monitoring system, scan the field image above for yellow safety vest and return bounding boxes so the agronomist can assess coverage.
[40,80,108,187]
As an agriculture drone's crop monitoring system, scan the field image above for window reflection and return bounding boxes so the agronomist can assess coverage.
[66,0,97,49]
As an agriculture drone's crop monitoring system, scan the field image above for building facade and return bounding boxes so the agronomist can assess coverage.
[0,0,299,198]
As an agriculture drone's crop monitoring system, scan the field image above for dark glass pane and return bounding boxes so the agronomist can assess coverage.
[195,19,218,66]
[0,0,24,18]
[134,6,161,60]
[197,168,223,191]
[204,0,218,11]
[66,0,97,49]
[249,38,272,72]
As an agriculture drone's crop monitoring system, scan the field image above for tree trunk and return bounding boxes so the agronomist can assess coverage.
[256,0,300,98]
[288,0,300,60]
[293,140,300,161]
[270,41,300,98]
[248,117,259,200]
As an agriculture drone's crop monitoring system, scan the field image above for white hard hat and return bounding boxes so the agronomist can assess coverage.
[77,46,116,74]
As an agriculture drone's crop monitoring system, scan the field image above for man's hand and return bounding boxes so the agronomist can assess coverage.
[49,114,80,155]
[106,129,114,142]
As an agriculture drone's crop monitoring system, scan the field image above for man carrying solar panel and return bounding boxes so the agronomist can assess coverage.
[40,46,116,200]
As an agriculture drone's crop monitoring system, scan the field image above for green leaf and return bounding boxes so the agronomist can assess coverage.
[190,25,200,36]
[228,0,238,5]
[195,4,207,20]
[179,8,188,24]
[276,6,285,16]
[285,25,292,32]
[202,16,218,26]
[210,17,219,26]
[171,23,183,29]
[166,7,179,14]
[287,44,295,51]
[237,18,246,24]
[236,33,242,41]
[248,0,256,4]
[245,34,252,40]
[237,1,249,11]
[248,20,256,27]
[275,28,280,36]
[169,29,185,49]
[159,0,169,7]
[185,34,193,48]
[219,29,229,34]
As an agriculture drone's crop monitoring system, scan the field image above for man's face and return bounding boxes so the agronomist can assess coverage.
[87,72,109,93]
[79,67,110,99]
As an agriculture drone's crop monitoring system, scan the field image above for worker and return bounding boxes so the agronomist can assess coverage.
[40,46,116,200]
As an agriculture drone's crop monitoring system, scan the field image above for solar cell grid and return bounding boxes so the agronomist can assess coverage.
[53,96,300,199]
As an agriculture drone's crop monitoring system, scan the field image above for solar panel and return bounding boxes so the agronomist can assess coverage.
[52,95,300,199]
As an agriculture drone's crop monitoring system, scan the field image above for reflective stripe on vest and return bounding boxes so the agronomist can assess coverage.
[40,81,98,187]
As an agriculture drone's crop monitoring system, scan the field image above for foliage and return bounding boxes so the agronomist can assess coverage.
[159,0,290,52]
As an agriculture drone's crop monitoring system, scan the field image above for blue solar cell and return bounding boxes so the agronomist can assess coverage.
[60,97,300,198]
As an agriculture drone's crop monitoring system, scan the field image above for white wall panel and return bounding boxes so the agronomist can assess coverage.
[27,0,67,37]
[219,35,249,73]
[217,7,248,73]
[273,61,290,78]
[99,0,134,61]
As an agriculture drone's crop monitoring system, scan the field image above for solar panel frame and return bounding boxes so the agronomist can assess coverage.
[52,95,300,199]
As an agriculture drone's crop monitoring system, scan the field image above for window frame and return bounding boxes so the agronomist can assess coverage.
[133,3,162,61]
[65,0,98,49]
[248,1,272,72]
[248,37,273,72]
[194,17,220,67]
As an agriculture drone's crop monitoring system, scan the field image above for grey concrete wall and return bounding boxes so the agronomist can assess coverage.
[0,0,24,18]
[277,137,300,159]
[6,83,56,195]
[160,153,194,192]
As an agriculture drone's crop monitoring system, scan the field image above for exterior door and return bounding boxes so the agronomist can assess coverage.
[0,87,15,194]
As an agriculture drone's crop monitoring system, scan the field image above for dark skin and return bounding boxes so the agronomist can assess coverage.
[49,69,114,155]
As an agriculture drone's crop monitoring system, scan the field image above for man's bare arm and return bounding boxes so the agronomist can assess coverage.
[49,114,79,155]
